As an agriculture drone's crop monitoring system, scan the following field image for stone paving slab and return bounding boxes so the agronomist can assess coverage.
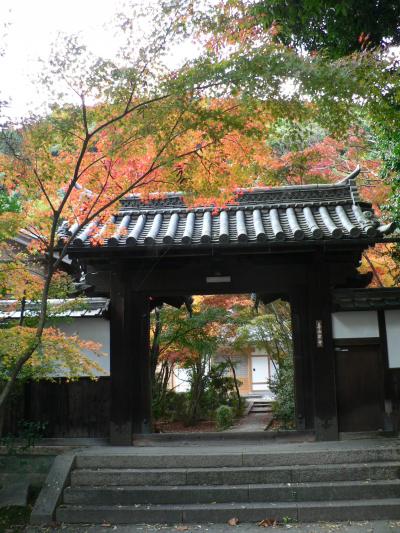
[226,412,272,433]
[24,519,400,532]
[74,438,400,456]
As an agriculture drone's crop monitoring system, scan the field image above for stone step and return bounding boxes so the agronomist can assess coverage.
[251,403,271,408]
[71,462,400,487]
[75,447,400,469]
[63,479,400,505]
[56,498,400,524]
[132,430,315,445]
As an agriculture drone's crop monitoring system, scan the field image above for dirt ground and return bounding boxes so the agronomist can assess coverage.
[155,420,218,433]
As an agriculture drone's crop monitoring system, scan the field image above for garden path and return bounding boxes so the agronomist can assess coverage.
[226,405,272,433]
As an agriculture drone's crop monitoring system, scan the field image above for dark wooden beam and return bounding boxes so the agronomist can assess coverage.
[290,287,315,431]
[378,310,399,433]
[308,255,338,441]
[110,274,152,445]
[131,292,152,435]
[82,249,370,298]
[127,256,310,295]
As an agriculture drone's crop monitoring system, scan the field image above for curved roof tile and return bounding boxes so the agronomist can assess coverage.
[59,168,396,249]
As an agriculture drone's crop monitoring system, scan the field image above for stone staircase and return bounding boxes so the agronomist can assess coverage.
[249,400,273,414]
[55,443,400,524]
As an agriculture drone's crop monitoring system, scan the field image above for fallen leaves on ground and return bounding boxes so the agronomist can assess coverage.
[257,518,277,527]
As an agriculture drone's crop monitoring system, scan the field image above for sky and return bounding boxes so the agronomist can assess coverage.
[0,0,185,119]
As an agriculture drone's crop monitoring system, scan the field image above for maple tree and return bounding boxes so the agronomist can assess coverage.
[1,0,398,432]
[235,298,295,426]
[0,4,256,423]
[189,0,400,278]
[151,294,297,427]
[151,295,254,424]
[0,1,294,426]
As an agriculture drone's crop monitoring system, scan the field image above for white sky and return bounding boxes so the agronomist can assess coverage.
[0,0,189,119]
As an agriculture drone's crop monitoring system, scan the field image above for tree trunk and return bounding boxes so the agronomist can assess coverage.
[225,356,242,407]
[0,342,38,436]
[150,307,162,384]
[19,294,26,327]
[0,391,5,437]
[161,362,173,401]
[187,359,205,425]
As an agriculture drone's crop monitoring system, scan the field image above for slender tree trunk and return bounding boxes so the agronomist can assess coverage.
[187,359,206,425]
[363,252,384,287]
[19,294,26,327]
[161,362,173,401]
[225,356,242,407]
[0,387,5,437]
[150,307,162,384]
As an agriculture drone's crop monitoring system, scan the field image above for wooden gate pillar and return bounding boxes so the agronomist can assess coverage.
[110,272,152,445]
[308,255,338,441]
[290,288,314,430]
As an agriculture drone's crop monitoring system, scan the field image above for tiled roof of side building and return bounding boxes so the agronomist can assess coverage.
[333,288,400,311]
[59,167,396,249]
[0,298,110,319]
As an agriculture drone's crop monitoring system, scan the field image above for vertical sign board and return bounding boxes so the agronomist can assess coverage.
[316,320,324,347]
[385,310,400,368]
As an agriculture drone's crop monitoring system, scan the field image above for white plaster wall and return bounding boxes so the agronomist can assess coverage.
[385,310,400,368]
[331,311,379,339]
[57,317,110,376]
[172,366,191,393]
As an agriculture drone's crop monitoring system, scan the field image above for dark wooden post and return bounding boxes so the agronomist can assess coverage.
[290,287,314,430]
[308,255,338,441]
[110,272,152,445]
[378,309,399,433]
[131,292,152,435]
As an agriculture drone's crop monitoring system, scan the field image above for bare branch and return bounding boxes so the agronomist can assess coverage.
[81,93,89,137]
[32,167,56,213]
[363,252,384,287]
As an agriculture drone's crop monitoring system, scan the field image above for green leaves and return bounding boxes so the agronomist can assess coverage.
[0,190,20,215]
[251,0,400,59]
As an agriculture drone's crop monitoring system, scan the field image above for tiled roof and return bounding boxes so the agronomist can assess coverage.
[333,288,400,311]
[60,168,396,249]
[0,298,109,319]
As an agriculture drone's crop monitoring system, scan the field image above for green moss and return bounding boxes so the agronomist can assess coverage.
[0,455,54,474]
[0,505,31,533]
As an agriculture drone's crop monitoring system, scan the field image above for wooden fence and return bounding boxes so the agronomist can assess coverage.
[4,378,110,438]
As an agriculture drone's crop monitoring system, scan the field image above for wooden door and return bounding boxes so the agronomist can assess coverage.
[251,356,269,391]
[335,344,384,432]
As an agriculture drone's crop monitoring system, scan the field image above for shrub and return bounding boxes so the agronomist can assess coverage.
[0,419,47,454]
[200,362,238,415]
[269,356,295,428]
[215,404,234,430]
[230,396,246,418]
[153,360,242,426]
[152,389,188,422]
